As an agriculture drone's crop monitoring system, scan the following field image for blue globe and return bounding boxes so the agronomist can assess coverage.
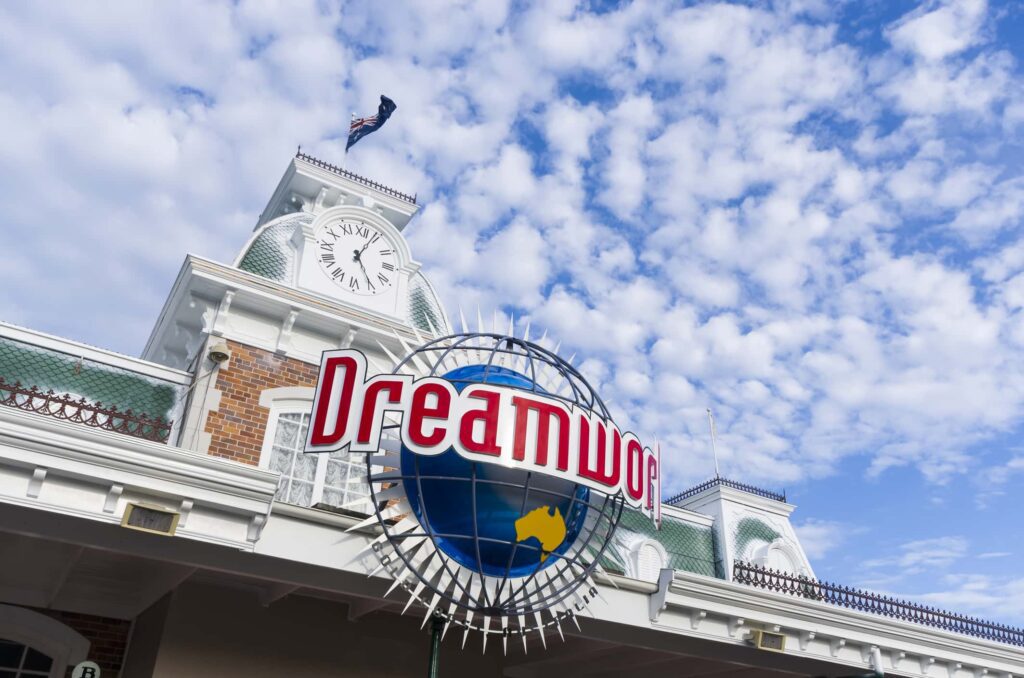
[401,364,590,578]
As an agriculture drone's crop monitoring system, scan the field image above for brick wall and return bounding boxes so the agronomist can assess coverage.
[26,606,131,677]
[204,340,319,466]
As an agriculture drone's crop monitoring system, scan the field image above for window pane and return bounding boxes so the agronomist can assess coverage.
[275,419,300,448]
[270,447,295,474]
[0,641,22,669]
[288,480,314,506]
[23,647,52,671]
[293,452,318,481]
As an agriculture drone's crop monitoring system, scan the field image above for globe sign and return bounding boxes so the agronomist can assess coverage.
[304,331,661,649]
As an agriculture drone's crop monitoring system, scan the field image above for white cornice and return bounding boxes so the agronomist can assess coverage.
[663,569,1024,672]
[0,406,277,510]
[144,255,437,366]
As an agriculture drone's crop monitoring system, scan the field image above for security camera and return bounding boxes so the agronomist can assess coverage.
[208,341,231,364]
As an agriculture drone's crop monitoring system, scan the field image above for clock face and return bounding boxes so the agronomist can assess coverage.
[314,220,397,296]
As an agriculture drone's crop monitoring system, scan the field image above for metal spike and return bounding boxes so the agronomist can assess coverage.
[476,307,485,334]
[459,306,469,334]
[534,612,546,648]
[508,313,515,337]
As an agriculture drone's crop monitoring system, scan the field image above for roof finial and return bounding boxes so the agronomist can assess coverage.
[707,408,720,479]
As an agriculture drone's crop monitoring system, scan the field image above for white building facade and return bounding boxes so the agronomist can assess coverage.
[0,152,1022,677]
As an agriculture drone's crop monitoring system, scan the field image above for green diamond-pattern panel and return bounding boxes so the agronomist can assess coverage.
[0,336,184,422]
[601,507,723,579]
[408,273,448,334]
[237,213,311,282]
[734,517,781,562]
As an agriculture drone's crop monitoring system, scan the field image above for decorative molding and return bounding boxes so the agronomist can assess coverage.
[728,616,745,638]
[103,484,123,513]
[690,609,707,630]
[178,499,194,528]
[830,638,846,657]
[276,310,299,354]
[212,289,236,336]
[648,568,672,622]
[27,467,46,498]
[799,630,816,650]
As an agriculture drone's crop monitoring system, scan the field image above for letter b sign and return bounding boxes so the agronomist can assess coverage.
[72,661,101,678]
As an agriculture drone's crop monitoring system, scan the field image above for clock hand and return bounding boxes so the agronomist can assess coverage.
[352,249,361,262]
[358,237,374,255]
[357,257,370,284]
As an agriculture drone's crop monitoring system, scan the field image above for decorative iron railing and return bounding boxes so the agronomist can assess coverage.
[733,561,1024,647]
[666,476,786,504]
[0,377,172,442]
[296,151,417,204]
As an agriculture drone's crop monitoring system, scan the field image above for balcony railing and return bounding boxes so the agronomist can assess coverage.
[296,151,417,204]
[0,378,172,442]
[733,560,1024,647]
[666,476,787,504]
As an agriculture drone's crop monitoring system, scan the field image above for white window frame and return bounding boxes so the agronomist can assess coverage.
[0,604,89,678]
[258,387,370,511]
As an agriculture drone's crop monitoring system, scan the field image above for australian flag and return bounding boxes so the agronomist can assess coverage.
[346,95,397,151]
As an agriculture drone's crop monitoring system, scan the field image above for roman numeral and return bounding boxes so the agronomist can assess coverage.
[320,242,334,252]
[321,253,335,264]
[379,249,394,256]
[366,280,375,292]
[349,277,359,290]
[326,228,340,240]
[341,223,353,235]
[377,273,389,285]
[381,262,394,271]
[331,268,345,281]
[369,232,381,245]
[356,225,369,238]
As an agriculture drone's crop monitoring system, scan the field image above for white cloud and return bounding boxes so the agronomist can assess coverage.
[0,0,1022,503]
[887,0,988,62]
[794,519,851,561]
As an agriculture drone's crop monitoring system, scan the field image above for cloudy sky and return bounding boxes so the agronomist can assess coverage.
[2,0,1023,623]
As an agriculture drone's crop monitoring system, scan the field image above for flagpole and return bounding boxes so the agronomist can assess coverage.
[343,112,355,169]
[707,408,720,479]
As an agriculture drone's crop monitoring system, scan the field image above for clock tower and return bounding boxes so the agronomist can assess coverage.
[234,151,446,331]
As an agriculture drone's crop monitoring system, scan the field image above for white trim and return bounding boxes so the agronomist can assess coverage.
[258,387,316,411]
[0,604,89,677]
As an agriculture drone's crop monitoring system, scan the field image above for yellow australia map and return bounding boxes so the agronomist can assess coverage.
[514,506,567,562]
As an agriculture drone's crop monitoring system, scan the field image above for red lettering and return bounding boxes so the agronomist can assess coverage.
[511,396,570,468]
[407,382,451,447]
[578,415,621,488]
[646,453,658,510]
[459,389,502,456]
[625,438,644,501]
[310,356,358,446]
[357,378,404,444]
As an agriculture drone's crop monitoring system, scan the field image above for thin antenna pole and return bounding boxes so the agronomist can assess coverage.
[343,112,355,168]
[707,408,720,478]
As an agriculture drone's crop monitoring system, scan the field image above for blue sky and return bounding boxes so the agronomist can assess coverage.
[1,0,1023,624]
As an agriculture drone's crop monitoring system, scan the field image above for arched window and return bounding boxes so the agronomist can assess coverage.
[0,605,89,678]
[628,539,669,583]
[259,388,370,512]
